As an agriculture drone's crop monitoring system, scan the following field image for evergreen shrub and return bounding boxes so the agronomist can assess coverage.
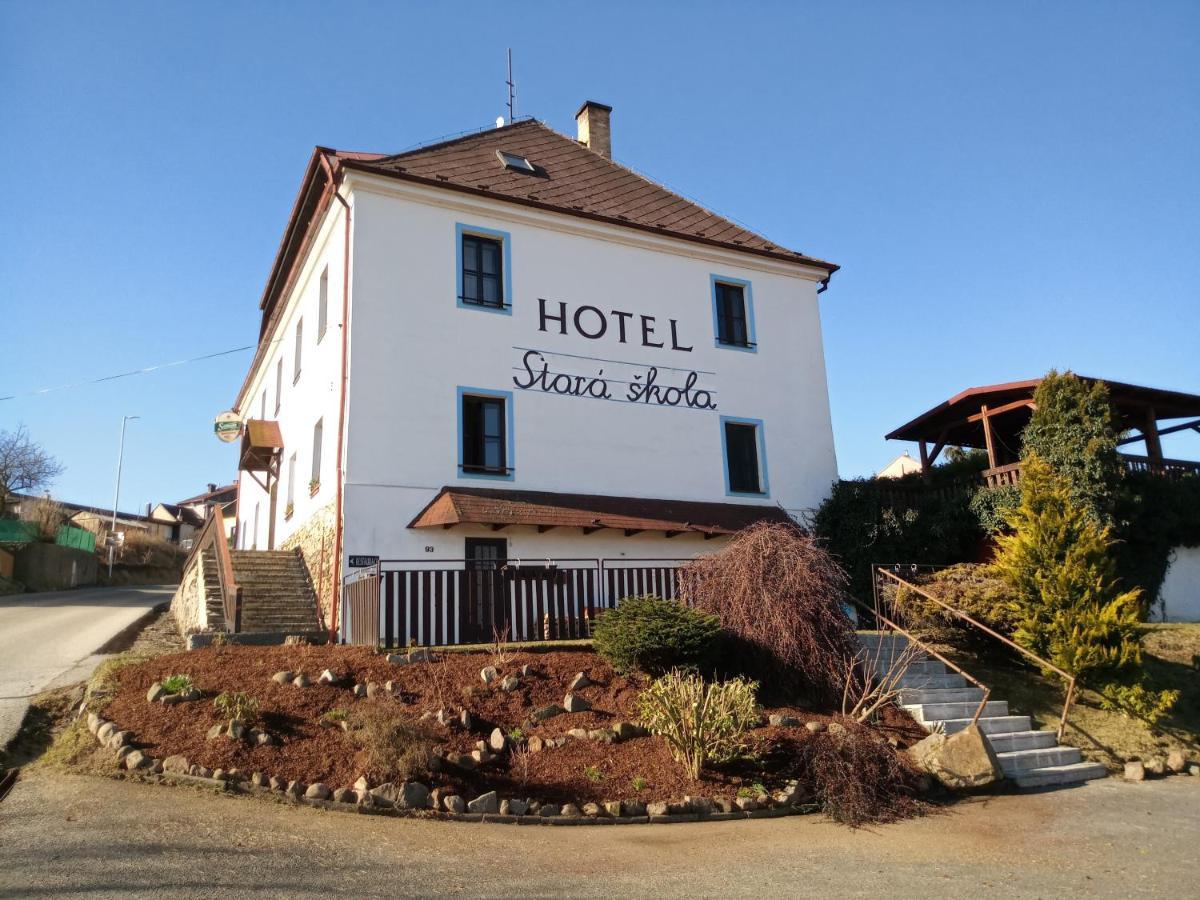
[991,454,1143,681]
[592,595,723,676]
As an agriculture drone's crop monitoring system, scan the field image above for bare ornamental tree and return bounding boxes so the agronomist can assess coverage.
[0,426,65,516]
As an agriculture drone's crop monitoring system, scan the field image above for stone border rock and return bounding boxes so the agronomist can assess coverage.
[83,709,828,828]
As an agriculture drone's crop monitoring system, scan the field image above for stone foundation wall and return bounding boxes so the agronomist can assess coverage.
[170,557,203,634]
[281,501,337,629]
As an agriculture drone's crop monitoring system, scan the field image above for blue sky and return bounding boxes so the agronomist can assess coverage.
[2,1,1197,512]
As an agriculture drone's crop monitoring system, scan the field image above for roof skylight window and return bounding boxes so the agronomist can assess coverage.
[496,150,535,173]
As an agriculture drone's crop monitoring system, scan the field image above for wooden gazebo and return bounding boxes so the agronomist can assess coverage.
[885,377,1200,487]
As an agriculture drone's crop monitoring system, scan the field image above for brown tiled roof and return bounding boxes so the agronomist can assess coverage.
[236,120,836,411]
[408,486,791,536]
[176,484,238,506]
[339,119,837,272]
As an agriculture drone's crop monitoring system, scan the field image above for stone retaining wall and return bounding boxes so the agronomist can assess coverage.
[170,558,203,634]
[281,501,336,629]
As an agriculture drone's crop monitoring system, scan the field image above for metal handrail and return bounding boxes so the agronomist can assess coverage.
[874,566,1077,741]
[846,594,992,729]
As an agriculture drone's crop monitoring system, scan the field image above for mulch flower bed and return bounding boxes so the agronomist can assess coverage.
[97,643,928,820]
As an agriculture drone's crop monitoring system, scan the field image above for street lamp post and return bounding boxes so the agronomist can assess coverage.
[108,415,140,577]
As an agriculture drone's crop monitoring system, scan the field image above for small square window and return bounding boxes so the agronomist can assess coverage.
[496,150,535,172]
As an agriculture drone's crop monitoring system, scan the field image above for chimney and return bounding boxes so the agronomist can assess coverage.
[207,483,217,494]
[575,100,612,159]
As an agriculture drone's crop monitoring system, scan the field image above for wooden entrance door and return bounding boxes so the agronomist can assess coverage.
[465,538,507,643]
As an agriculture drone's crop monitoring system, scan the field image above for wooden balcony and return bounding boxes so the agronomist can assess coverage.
[983,454,1200,489]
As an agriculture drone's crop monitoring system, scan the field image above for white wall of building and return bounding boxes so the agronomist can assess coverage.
[338,174,838,566]
[235,198,347,551]
[1161,545,1200,622]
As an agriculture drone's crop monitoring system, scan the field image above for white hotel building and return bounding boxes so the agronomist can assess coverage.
[229,101,840,645]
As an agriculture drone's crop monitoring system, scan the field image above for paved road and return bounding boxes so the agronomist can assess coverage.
[0,585,174,751]
[0,772,1196,898]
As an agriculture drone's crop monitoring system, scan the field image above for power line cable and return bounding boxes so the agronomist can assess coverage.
[0,344,256,402]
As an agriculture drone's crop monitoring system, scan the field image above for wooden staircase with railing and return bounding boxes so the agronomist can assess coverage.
[178,515,325,646]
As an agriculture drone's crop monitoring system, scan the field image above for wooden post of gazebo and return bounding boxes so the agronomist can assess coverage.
[980,404,997,469]
[1143,406,1164,463]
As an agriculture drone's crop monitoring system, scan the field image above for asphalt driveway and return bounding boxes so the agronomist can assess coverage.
[0,772,1195,898]
[0,585,174,750]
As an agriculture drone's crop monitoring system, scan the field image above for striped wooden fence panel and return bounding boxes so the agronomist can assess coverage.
[603,565,682,605]
[377,566,607,649]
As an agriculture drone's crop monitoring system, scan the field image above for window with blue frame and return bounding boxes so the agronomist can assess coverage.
[722,418,767,495]
[461,393,508,475]
[460,233,505,309]
[714,281,752,348]
[710,275,757,352]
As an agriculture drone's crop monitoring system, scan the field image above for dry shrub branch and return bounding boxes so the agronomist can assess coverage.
[795,727,924,827]
[679,522,860,703]
[348,703,438,783]
[842,641,924,724]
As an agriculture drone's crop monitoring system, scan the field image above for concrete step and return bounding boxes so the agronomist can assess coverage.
[898,687,986,705]
[241,592,317,601]
[898,672,968,690]
[234,563,308,571]
[857,634,911,648]
[1011,761,1108,789]
[984,730,1060,753]
[996,745,1082,775]
[939,715,1033,736]
[242,601,318,610]
[237,573,314,581]
[887,659,947,676]
[906,700,1009,722]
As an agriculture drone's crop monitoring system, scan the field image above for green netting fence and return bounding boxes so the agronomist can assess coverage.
[0,519,37,545]
[56,524,97,553]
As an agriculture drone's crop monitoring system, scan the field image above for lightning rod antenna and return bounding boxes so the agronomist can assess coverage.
[506,48,515,122]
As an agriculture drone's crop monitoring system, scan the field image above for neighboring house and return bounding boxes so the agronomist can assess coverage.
[69,509,164,543]
[228,101,841,640]
[10,493,170,543]
[148,503,206,546]
[876,451,922,479]
[151,483,238,547]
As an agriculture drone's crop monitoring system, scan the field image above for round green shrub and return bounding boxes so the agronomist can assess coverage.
[592,595,723,676]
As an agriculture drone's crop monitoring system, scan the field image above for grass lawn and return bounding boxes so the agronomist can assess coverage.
[937,623,1200,770]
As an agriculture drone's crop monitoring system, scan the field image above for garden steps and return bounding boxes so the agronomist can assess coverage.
[857,632,1107,790]
[897,686,986,705]
[227,549,324,642]
[199,548,225,631]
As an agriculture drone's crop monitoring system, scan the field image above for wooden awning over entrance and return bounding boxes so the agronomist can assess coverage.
[885,376,1200,472]
[239,419,283,491]
[408,486,792,538]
